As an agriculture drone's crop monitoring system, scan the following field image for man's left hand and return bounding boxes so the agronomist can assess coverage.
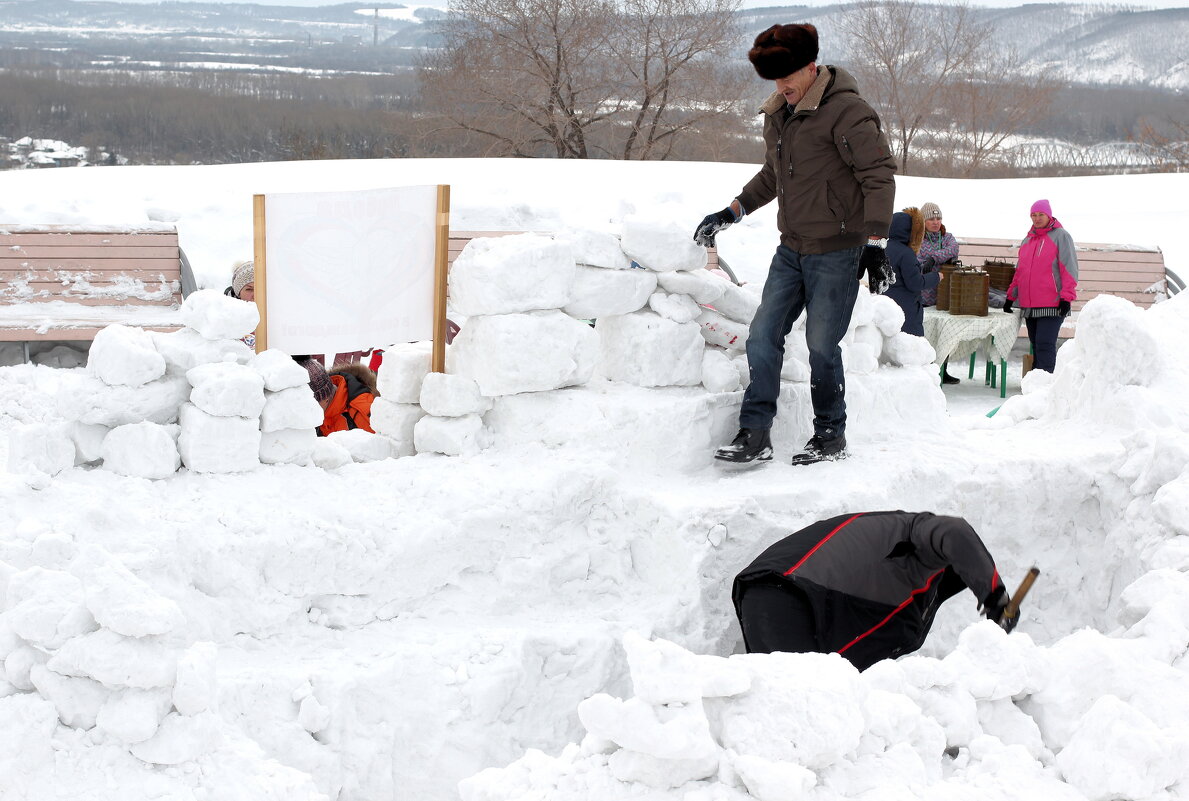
[1058,299,1071,316]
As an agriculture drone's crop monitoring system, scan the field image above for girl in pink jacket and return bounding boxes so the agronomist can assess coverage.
[1003,199,1079,372]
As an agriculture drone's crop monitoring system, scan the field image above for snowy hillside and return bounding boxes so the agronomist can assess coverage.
[0,160,1188,801]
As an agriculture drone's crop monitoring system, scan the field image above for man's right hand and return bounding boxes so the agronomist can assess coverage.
[1002,298,1014,313]
[693,208,736,248]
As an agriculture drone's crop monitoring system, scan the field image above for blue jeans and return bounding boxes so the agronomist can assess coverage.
[740,244,862,438]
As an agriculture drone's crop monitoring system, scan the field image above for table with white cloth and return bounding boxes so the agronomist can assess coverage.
[922,308,1021,397]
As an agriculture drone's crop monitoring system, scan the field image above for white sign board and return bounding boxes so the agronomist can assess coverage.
[261,185,440,355]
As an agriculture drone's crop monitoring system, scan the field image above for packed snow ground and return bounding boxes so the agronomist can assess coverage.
[0,161,1187,801]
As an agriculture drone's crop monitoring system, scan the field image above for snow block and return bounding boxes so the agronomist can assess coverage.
[96,688,172,745]
[370,399,425,458]
[29,664,106,730]
[375,342,432,404]
[311,437,352,470]
[57,373,191,428]
[88,324,166,388]
[702,349,740,393]
[656,270,727,305]
[449,311,598,396]
[4,567,95,650]
[129,711,220,765]
[251,349,310,392]
[709,282,761,325]
[46,628,177,689]
[150,328,254,375]
[178,403,261,473]
[6,423,75,477]
[596,311,704,387]
[870,294,906,337]
[449,233,575,316]
[620,217,707,273]
[649,291,701,324]
[555,227,631,270]
[419,372,492,418]
[259,386,323,433]
[186,362,266,418]
[73,547,185,638]
[327,429,397,462]
[179,288,259,341]
[67,422,109,466]
[259,428,316,465]
[414,414,487,456]
[172,643,218,717]
[563,264,657,320]
[696,309,749,351]
[101,422,181,479]
[881,332,936,367]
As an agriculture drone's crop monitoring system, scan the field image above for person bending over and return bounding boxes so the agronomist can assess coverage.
[733,511,1015,671]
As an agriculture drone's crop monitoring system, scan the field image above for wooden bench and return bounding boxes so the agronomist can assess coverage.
[448,230,737,283]
[954,236,1168,336]
[0,225,192,346]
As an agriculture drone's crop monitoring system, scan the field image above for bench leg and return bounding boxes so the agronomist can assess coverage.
[1001,358,1008,399]
[22,341,31,365]
[968,352,976,379]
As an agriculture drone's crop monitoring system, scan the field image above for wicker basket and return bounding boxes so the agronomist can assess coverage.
[949,268,990,316]
[983,260,1016,292]
[935,262,960,311]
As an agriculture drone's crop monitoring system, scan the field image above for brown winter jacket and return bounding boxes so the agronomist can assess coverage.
[736,66,897,254]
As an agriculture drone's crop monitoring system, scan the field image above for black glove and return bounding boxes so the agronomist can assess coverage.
[1058,299,1071,316]
[858,244,894,293]
[981,586,1017,633]
[920,255,937,273]
[693,208,736,248]
[1002,298,1014,313]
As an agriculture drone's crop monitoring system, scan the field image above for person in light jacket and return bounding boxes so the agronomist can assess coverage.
[733,511,1015,671]
[917,202,962,383]
[1003,199,1079,373]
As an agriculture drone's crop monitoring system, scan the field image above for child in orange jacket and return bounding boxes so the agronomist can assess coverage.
[302,358,378,436]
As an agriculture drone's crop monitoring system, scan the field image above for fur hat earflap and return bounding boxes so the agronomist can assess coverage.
[748,24,819,80]
[902,206,925,253]
[330,362,380,397]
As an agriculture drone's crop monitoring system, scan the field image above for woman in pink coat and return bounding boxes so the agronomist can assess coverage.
[1003,199,1078,372]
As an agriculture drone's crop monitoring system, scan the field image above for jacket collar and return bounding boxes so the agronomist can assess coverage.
[759,66,833,116]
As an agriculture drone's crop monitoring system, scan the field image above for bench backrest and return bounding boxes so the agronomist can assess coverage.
[0,225,183,307]
[954,236,1166,312]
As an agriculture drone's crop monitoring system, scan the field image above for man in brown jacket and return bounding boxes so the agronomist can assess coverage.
[695,23,896,466]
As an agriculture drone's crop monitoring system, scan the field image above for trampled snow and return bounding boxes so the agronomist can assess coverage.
[0,159,1187,801]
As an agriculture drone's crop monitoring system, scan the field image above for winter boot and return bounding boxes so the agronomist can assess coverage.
[942,372,960,385]
[790,434,847,466]
[714,428,773,464]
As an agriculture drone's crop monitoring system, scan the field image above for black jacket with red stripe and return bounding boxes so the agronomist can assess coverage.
[733,511,1002,670]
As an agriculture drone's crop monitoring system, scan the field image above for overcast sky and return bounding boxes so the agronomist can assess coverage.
[103,0,1189,9]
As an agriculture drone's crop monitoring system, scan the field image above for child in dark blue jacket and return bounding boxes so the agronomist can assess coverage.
[883,207,937,336]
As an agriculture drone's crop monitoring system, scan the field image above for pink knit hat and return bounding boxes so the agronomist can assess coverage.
[1030,199,1053,217]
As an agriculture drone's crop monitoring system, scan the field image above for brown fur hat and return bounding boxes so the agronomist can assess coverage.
[330,362,380,397]
[901,206,925,254]
[748,24,819,80]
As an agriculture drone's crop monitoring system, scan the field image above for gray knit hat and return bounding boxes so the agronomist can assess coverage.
[231,260,254,298]
[921,202,942,220]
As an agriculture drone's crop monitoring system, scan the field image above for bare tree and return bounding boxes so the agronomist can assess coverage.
[840,0,986,174]
[609,0,747,160]
[939,49,1059,176]
[1133,117,1189,172]
[418,0,747,159]
[419,0,621,158]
